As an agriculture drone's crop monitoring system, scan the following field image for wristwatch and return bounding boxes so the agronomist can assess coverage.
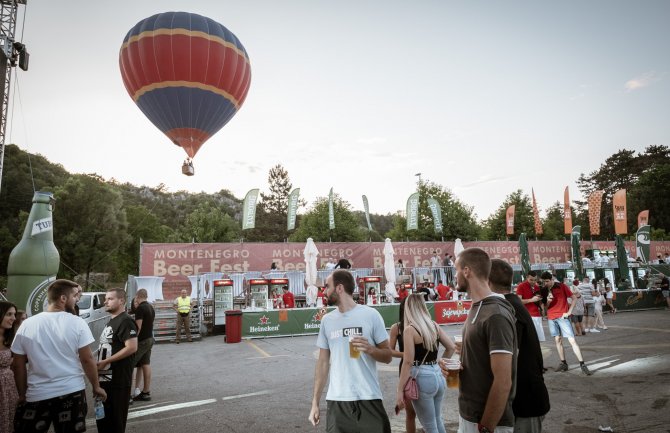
[478,424,492,433]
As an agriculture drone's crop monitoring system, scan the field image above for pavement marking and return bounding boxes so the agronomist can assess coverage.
[246,340,272,357]
[594,354,670,376]
[247,354,291,359]
[221,390,271,400]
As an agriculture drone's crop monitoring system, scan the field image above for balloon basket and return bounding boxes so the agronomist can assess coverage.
[182,161,195,176]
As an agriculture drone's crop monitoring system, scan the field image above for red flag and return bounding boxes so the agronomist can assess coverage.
[563,186,572,235]
[588,190,605,235]
[506,205,515,236]
[637,210,649,229]
[613,189,627,234]
[532,189,543,235]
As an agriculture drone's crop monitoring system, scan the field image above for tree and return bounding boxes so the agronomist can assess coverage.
[246,164,303,242]
[177,202,240,242]
[117,204,176,276]
[577,146,670,236]
[481,190,535,241]
[386,179,480,241]
[53,174,128,287]
[289,194,366,242]
[629,163,670,231]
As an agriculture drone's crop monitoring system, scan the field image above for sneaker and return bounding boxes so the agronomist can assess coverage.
[129,398,134,405]
[133,387,141,398]
[555,362,569,372]
[602,326,608,330]
[580,364,592,376]
[584,328,590,333]
[133,392,151,401]
[590,328,600,333]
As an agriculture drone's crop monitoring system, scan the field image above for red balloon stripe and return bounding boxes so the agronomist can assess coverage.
[120,33,250,106]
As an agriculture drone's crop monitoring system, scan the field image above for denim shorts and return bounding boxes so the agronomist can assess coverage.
[547,317,575,338]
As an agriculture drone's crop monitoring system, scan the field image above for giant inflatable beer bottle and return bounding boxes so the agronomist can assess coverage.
[7,191,60,315]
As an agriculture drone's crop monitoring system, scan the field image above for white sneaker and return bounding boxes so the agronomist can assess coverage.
[584,328,590,333]
[133,387,141,397]
[590,328,600,333]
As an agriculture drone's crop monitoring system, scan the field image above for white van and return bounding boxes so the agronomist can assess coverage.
[77,292,110,351]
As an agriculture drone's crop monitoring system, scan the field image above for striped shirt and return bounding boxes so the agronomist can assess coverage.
[577,283,595,305]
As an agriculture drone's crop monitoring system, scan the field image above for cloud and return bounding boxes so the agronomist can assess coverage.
[624,71,659,92]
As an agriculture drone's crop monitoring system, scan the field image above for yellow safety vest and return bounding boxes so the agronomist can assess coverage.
[177,296,191,314]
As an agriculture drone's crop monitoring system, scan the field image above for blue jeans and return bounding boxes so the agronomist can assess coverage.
[410,364,446,433]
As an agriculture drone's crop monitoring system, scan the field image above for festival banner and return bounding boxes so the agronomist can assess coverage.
[362,195,372,231]
[613,189,627,234]
[588,190,604,236]
[638,210,649,229]
[328,187,335,230]
[406,192,419,231]
[427,198,443,233]
[531,188,542,235]
[287,188,300,231]
[563,186,572,235]
[506,205,515,236]
[242,189,259,230]
[140,240,670,283]
[636,225,651,264]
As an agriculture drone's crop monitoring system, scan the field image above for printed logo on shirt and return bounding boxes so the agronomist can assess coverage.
[97,325,113,382]
[329,326,363,339]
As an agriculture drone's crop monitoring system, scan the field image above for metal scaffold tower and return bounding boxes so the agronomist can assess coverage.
[0,0,28,195]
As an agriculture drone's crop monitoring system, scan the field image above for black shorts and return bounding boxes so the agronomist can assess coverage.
[570,315,583,323]
[15,389,88,433]
[133,337,154,367]
[326,399,391,433]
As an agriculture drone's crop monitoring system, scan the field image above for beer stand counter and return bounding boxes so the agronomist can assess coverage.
[237,288,665,339]
[240,300,473,339]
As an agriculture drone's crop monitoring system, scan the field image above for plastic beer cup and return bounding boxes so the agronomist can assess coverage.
[444,359,461,388]
[349,335,361,359]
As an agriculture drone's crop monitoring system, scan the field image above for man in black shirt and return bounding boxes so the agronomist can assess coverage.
[97,288,138,433]
[132,288,156,402]
[489,259,550,432]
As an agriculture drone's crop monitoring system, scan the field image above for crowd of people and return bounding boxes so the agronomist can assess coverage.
[308,249,607,433]
[0,280,159,433]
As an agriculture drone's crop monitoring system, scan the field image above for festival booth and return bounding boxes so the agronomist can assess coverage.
[240,299,473,339]
[212,279,234,334]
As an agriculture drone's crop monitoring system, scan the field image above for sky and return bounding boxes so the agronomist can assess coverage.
[6,0,669,221]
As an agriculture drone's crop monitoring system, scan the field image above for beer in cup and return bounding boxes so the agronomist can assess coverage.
[444,359,461,388]
[349,335,361,359]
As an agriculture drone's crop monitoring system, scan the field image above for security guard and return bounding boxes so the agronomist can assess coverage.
[173,289,193,343]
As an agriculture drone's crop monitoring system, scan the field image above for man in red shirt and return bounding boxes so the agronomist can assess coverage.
[541,271,591,375]
[397,285,410,301]
[435,280,453,301]
[281,286,295,309]
[515,271,546,342]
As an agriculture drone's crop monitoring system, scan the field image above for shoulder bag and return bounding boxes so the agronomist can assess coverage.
[403,349,429,401]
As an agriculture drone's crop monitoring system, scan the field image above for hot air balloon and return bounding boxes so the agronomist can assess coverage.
[119,12,251,175]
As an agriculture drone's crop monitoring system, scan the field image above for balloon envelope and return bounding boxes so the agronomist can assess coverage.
[119,12,251,158]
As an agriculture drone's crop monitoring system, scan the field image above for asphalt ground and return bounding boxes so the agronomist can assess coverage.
[82,309,670,433]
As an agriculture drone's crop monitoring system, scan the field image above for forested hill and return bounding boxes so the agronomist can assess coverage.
[0,144,242,286]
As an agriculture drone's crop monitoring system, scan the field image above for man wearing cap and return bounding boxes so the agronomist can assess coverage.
[308,269,392,433]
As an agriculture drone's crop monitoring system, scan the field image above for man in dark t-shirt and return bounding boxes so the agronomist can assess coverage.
[131,288,155,402]
[97,288,138,433]
[445,248,517,433]
[490,259,549,432]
